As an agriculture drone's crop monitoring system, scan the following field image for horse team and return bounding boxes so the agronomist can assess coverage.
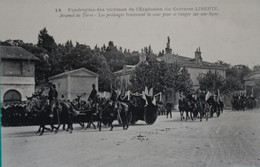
[231,95,258,111]
[26,91,161,135]
[26,93,130,135]
[178,94,223,122]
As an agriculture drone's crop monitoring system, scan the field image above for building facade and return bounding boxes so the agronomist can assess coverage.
[114,37,227,107]
[114,53,146,90]
[158,37,226,106]
[48,68,99,101]
[1,46,38,105]
[157,37,226,90]
[243,70,260,98]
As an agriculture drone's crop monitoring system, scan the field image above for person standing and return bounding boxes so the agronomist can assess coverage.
[166,102,172,118]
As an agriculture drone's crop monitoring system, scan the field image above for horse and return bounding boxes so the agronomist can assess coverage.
[207,95,220,117]
[184,98,194,121]
[69,99,97,129]
[26,95,56,135]
[50,100,80,133]
[97,99,129,131]
[196,99,209,121]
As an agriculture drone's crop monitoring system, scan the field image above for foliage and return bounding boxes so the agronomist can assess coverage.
[10,28,139,91]
[37,28,57,53]
[129,54,193,94]
[222,65,252,94]
[4,28,254,95]
[198,70,225,93]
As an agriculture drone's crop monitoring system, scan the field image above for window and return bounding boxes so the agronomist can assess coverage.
[3,90,22,102]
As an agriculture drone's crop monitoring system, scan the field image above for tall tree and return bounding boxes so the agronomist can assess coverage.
[129,55,192,94]
[198,70,225,93]
[37,28,57,53]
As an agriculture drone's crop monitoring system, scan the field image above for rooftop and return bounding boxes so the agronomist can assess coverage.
[243,70,260,81]
[157,53,227,70]
[0,46,39,61]
[49,67,99,80]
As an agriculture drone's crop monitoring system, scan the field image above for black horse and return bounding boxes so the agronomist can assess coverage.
[97,99,129,131]
[50,100,80,133]
[26,95,57,135]
[196,99,209,121]
[184,98,194,121]
[207,95,220,117]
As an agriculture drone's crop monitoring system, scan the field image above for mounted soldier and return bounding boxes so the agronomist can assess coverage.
[48,83,58,104]
[88,84,98,110]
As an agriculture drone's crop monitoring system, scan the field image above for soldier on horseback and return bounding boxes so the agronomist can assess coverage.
[48,83,58,104]
[88,84,98,113]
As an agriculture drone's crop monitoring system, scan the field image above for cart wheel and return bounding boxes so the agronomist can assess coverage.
[144,105,158,125]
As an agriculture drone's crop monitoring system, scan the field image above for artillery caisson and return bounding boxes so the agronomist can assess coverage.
[127,95,158,125]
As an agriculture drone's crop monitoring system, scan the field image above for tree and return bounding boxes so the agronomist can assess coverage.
[129,55,193,94]
[176,67,193,95]
[233,64,252,86]
[37,28,57,53]
[198,70,225,93]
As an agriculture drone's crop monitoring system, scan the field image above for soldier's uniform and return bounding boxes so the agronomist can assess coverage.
[88,84,98,108]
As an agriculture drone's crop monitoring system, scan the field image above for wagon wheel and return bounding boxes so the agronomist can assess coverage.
[131,120,138,125]
[144,105,158,125]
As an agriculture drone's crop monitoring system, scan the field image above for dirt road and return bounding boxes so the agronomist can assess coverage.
[2,109,260,167]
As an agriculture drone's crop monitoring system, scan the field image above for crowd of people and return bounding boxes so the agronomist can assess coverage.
[231,95,258,111]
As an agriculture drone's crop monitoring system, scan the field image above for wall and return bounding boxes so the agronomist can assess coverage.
[1,60,35,77]
[1,83,35,102]
[1,60,36,102]
[187,67,226,89]
[49,77,67,100]
[118,73,131,90]
[70,75,98,101]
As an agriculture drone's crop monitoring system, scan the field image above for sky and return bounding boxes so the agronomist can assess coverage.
[1,0,260,68]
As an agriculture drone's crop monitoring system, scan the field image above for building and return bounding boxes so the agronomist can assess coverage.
[48,68,99,101]
[114,53,146,90]
[1,46,39,106]
[158,37,227,106]
[243,70,260,98]
[114,37,227,107]
[157,37,226,90]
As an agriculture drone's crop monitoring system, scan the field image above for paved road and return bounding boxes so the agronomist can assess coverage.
[2,109,260,167]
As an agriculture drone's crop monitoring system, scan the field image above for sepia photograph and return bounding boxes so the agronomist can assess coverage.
[1,0,260,167]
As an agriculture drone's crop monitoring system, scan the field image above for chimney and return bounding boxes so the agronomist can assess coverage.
[195,47,202,64]
[165,36,172,54]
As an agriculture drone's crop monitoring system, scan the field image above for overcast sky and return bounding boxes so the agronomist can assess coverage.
[1,0,260,68]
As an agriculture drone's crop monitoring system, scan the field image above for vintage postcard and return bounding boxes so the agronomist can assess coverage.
[1,0,260,167]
